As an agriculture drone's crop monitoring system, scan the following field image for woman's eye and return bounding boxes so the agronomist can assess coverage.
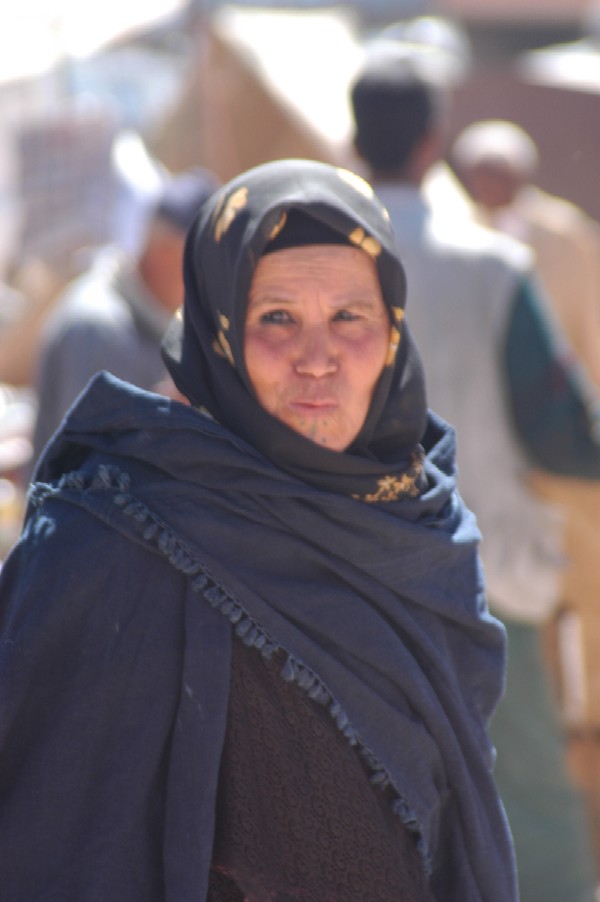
[260,309,294,325]
[333,309,360,322]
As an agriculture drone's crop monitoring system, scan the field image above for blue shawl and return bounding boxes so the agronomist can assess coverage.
[0,373,515,900]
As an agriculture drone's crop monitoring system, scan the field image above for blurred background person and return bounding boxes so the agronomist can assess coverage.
[451,118,600,389]
[452,118,600,874]
[350,41,598,902]
[30,166,218,469]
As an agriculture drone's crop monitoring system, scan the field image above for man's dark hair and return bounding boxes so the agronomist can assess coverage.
[351,47,443,174]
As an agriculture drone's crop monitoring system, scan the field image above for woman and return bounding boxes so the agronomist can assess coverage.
[0,159,515,901]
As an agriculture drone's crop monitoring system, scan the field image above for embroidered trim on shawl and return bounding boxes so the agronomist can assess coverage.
[352,451,424,503]
[28,462,430,872]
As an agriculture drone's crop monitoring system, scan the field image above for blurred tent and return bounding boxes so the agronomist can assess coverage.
[437,0,589,19]
[150,5,365,180]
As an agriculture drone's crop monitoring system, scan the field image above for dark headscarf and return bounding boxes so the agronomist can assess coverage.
[162,158,427,499]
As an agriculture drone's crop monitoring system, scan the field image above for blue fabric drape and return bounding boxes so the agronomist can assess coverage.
[0,373,516,901]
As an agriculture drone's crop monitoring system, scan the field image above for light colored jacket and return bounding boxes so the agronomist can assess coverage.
[377,182,563,622]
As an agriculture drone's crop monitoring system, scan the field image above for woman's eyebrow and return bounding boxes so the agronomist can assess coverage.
[247,298,383,320]
[247,294,296,309]
[333,295,382,308]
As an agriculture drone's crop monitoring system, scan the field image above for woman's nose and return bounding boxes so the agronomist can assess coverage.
[294,327,338,377]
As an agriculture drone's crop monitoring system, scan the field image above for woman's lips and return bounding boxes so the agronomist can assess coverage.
[289,400,338,416]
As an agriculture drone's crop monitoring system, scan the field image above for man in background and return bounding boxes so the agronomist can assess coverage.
[452,118,600,388]
[31,167,217,467]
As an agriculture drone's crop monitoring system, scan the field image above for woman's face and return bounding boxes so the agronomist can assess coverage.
[244,244,391,451]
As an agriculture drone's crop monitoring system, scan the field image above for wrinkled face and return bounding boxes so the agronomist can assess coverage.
[244,244,391,451]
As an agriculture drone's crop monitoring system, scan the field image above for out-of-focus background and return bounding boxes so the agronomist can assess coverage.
[2,0,600,291]
[1,0,600,894]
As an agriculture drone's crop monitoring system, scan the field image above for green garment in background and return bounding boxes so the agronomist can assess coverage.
[491,619,598,902]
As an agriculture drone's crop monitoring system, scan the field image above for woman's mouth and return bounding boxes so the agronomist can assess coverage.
[289,400,338,416]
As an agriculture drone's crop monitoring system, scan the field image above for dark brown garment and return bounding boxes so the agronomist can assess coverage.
[208,640,435,901]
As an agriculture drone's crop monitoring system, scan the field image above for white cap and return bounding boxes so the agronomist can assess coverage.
[452,120,539,176]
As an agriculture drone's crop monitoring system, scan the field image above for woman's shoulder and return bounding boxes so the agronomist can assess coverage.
[0,482,190,698]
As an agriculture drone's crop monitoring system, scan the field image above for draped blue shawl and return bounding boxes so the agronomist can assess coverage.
[0,373,516,901]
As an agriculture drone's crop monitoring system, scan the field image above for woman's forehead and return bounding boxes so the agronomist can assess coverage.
[252,243,379,282]
[248,245,386,313]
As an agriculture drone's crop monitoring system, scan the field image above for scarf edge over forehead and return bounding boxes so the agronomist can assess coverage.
[162,158,428,501]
